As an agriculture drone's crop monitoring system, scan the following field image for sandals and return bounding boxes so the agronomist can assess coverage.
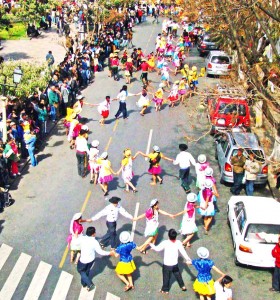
[140,250,147,255]
[181,287,187,292]
[124,285,132,292]
[132,189,138,193]
[159,179,163,185]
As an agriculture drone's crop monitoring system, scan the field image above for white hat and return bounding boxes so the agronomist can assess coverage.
[150,198,158,207]
[119,231,131,243]
[100,152,108,159]
[72,212,82,220]
[159,82,165,88]
[197,247,209,259]
[204,178,213,189]
[81,125,89,131]
[205,167,213,177]
[91,140,99,147]
[187,193,197,203]
[198,154,207,163]
[153,145,160,152]
[76,95,85,100]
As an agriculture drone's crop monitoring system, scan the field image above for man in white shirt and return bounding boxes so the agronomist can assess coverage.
[150,228,191,294]
[88,197,133,249]
[173,144,196,193]
[75,126,90,177]
[77,227,113,291]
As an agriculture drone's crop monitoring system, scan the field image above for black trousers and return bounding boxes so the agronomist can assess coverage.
[77,260,94,288]
[179,168,190,192]
[100,221,117,248]
[115,102,127,119]
[272,266,280,291]
[162,264,185,292]
[76,152,87,177]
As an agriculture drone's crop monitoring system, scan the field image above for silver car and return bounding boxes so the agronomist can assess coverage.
[215,131,268,186]
[205,51,232,76]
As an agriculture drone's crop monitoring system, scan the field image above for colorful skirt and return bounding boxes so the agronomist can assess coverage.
[101,110,109,118]
[148,165,162,175]
[193,279,215,296]
[168,95,179,102]
[152,97,163,105]
[178,89,186,95]
[115,260,136,275]
[98,174,113,184]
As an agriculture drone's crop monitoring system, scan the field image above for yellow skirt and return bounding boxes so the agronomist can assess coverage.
[115,260,136,275]
[193,279,215,295]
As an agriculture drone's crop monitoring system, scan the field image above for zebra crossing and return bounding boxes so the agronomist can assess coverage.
[0,243,120,300]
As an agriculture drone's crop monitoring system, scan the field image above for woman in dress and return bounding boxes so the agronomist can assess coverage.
[167,80,179,108]
[114,231,137,291]
[124,58,136,84]
[116,148,138,193]
[195,154,210,189]
[187,247,225,300]
[134,199,173,254]
[89,140,100,184]
[152,84,165,112]
[147,52,155,72]
[178,77,187,104]
[197,179,218,234]
[135,85,151,116]
[96,152,116,196]
[68,212,89,264]
[173,193,198,248]
[91,96,111,126]
[205,167,220,212]
[135,145,173,185]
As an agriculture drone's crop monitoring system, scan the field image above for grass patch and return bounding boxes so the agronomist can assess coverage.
[0,22,27,40]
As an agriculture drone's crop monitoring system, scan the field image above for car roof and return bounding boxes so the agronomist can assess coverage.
[217,97,247,103]
[230,196,280,223]
[209,51,228,56]
[230,132,260,148]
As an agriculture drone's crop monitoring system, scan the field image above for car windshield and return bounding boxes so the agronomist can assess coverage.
[232,149,265,163]
[211,56,230,64]
[203,35,213,42]
[245,224,280,244]
[217,103,246,116]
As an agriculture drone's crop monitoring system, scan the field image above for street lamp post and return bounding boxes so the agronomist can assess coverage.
[0,66,23,143]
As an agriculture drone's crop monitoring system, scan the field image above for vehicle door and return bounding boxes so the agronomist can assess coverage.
[216,133,229,169]
[229,201,246,244]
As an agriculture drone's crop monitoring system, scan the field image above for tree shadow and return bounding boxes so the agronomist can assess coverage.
[37,153,53,163]
[2,52,32,60]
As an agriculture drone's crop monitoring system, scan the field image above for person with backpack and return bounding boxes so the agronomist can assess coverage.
[134,199,173,254]
[135,145,173,185]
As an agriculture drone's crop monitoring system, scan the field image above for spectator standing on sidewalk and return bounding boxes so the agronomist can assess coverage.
[24,130,37,167]
[46,51,55,68]
[48,86,60,123]
[149,228,191,295]
[244,153,260,196]
[270,234,280,293]
[77,227,113,291]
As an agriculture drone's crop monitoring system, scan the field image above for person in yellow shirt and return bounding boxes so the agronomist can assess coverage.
[181,64,189,77]
[178,77,187,104]
[134,145,173,185]
[152,84,165,112]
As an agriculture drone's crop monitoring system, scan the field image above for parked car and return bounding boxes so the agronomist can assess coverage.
[205,51,232,76]
[227,196,280,267]
[206,91,250,134]
[215,131,268,185]
[197,33,219,56]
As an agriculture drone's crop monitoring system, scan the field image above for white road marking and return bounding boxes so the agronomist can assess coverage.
[145,129,153,161]
[0,243,13,271]
[106,292,120,300]
[78,285,96,300]
[23,261,52,300]
[0,252,31,300]
[51,271,73,300]
[131,202,140,241]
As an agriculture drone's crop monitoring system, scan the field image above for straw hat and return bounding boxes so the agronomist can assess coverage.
[197,247,209,259]
[119,231,131,243]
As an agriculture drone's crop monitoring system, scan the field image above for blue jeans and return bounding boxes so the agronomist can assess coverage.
[115,102,127,119]
[28,147,37,166]
[50,105,57,121]
[179,168,190,192]
[101,221,117,248]
[231,172,244,195]
[77,260,94,288]
[245,180,255,196]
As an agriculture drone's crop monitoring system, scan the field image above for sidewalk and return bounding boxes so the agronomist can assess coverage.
[0,27,66,64]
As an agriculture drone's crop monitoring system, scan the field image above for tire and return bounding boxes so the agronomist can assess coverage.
[220,176,225,185]
[215,148,218,160]
[210,125,215,136]
[234,254,241,266]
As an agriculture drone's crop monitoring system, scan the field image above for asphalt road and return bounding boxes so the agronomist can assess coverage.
[0,18,277,300]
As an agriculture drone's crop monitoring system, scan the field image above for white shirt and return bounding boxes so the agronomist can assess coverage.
[91,203,133,222]
[214,281,232,300]
[75,136,90,155]
[79,235,110,264]
[150,240,191,266]
[173,151,196,169]
[117,91,133,103]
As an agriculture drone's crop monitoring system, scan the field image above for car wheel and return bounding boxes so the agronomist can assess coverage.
[215,148,218,160]
[220,176,225,185]
[234,254,241,266]
[210,125,215,136]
